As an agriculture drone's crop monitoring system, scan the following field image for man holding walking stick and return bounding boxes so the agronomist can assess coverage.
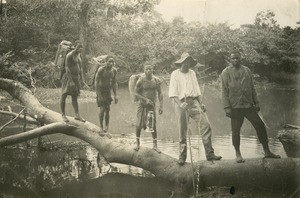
[169,53,222,165]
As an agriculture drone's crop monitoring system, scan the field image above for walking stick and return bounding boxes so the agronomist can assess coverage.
[185,96,196,196]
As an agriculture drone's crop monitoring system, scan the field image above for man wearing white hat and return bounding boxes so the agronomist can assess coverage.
[169,53,222,165]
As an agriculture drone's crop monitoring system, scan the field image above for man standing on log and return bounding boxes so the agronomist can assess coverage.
[221,51,280,163]
[95,56,118,133]
[60,42,85,122]
[134,64,163,153]
[169,53,222,165]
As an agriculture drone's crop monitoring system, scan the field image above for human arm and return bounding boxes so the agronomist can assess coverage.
[65,52,75,84]
[249,69,260,112]
[95,68,103,100]
[168,71,187,110]
[190,71,206,112]
[134,79,154,106]
[112,69,118,104]
[78,54,87,86]
[221,69,232,117]
[156,80,163,115]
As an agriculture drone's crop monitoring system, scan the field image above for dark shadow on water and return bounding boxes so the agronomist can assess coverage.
[45,173,183,198]
[1,85,299,197]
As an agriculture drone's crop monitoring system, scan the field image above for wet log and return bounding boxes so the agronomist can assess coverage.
[0,78,299,193]
[277,128,300,158]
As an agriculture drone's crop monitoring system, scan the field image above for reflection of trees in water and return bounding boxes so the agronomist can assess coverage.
[0,143,157,196]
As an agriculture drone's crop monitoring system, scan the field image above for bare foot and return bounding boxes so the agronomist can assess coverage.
[99,132,112,139]
[104,127,108,133]
[152,147,161,154]
[62,115,69,122]
[74,116,86,122]
[134,145,140,151]
[236,155,245,163]
[177,158,185,166]
[264,152,281,159]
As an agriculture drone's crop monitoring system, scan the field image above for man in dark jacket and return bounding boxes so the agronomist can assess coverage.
[221,51,280,163]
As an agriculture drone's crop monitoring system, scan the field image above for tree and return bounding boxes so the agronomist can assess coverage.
[0,77,299,196]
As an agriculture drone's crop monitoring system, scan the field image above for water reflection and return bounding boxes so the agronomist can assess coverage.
[0,128,289,197]
[1,84,298,197]
[0,142,182,197]
[45,85,292,160]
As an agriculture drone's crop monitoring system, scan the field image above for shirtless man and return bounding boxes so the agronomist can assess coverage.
[60,42,85,122]
[134,64,163,153]
[95,56,118,133]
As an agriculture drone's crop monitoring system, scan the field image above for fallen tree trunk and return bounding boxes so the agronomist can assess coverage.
[0,78,299,193]
[277,128,300,157]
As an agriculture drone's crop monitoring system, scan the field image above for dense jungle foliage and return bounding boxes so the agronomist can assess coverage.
[0,0,299,87]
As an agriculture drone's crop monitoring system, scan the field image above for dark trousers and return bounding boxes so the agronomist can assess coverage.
[231,108,268,148]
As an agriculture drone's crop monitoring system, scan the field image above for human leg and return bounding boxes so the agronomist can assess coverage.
[193,111,221,160]
[104,106,110,132]
[151,128,161,153]
[245,108,280,158]
[231,108,245,163]
[134,104,144,151]
[98,107,105,132]
[134,127,142,151]
[60,93,69,122]
[72,95,85,122]
[188,100,221,161]
[178,108,188,165]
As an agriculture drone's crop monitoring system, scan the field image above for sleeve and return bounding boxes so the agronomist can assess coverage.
[221,69,231,109]
[248,68,259,105]
[191,70,201,96]
[168,71,178,98]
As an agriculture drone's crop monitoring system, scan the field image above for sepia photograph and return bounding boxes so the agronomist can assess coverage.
[0,0,299,197]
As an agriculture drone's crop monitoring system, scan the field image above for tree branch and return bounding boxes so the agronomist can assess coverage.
[0,108,26,132]
[0,77,299,192]
[0,110,39,125]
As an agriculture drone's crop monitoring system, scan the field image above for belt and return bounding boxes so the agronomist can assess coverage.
[180,97,197,102]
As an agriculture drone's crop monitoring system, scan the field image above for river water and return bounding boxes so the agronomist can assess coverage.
[0,84,299,197]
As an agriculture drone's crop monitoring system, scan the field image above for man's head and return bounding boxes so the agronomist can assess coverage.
[174,53,197,72]
[230,51,241,68]
[74,41,83,53]
[144,64,154,77]
[106,56,115,70]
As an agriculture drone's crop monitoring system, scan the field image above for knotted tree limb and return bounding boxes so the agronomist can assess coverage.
[0,77,299,193]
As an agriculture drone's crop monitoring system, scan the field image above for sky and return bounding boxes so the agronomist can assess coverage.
[155,0,299,28]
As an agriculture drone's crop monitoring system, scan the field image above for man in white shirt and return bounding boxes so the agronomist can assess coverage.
[169,53,222,165]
